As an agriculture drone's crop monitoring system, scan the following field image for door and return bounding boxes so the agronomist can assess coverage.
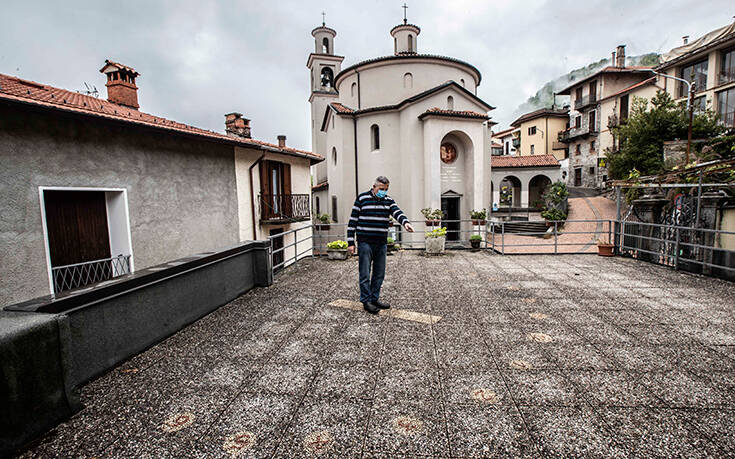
[441,197,460,241]
[574,168,582,187]
[260,161,292,220]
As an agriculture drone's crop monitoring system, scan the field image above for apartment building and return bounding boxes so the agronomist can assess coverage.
[491,127,519,156]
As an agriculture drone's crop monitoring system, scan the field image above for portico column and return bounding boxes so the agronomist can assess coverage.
[520,183,529,208]
[492,181,500,208]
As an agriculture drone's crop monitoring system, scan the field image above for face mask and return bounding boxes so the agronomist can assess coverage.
[376,189,387,198]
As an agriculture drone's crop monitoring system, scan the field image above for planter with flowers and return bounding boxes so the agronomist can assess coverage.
[314,213,331,231]
[326,240,349,260]
[425,227,447,255]
[470,209,487,226]
[470,234,483,250]
[421,208,443,227]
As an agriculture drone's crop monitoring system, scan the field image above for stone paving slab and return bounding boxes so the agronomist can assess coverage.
[17,252,735,458]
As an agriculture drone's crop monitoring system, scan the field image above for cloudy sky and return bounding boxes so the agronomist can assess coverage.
[1,1,731,151]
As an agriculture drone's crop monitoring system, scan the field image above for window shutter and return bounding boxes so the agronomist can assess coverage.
[282,163,292,195]
[282,163,292,217]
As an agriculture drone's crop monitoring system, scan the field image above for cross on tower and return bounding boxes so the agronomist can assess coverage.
[402,3,408,24]
[321,11,326,26]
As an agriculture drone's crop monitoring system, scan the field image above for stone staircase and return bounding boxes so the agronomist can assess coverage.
[495,221,549,236]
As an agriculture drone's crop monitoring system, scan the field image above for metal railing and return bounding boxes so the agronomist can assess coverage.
[487,219,613,255]
[260,193,311,222]
[52,254,131,294]
[574,94,597,110]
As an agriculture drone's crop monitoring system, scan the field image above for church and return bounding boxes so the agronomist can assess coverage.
[308,15,496,243]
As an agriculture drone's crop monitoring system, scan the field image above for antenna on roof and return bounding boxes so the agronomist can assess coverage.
[78,82,99,98]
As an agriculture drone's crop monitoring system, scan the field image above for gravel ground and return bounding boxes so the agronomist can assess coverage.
[18,251,735,458]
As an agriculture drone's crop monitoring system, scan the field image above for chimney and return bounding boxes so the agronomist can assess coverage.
[224,112,251,139]
[615,45,626,68]
[611,51,616,65]
[277,135,287,148]
[99,59,140,109]
[682,35,689,45]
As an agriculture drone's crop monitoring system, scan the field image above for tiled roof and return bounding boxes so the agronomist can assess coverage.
[330,102,354,113]
[601,77,658,101]
[557,66,652,95]
[491,155,560,168]
[418,107,490,120]
[493,127,517,138]
[0,73,323,163]
[510,108,568,127]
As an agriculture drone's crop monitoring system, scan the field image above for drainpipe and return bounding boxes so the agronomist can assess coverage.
[353,116,359,197]
[249,153,266,240]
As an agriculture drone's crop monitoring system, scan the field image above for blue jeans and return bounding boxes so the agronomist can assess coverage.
[358,241,387,304]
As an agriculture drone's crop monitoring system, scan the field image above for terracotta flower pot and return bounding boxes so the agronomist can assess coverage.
[472,220,487,226]
[425,219,440,226]
[597,243,614,257]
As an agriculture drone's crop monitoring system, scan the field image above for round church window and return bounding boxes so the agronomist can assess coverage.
[441,143,457,164]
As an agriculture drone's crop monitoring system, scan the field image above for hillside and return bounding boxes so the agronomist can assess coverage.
[512,53,661,120]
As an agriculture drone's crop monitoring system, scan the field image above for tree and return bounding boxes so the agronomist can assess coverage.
[607,90,724,180]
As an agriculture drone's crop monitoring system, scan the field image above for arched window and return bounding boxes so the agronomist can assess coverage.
[394,37,397,53]
[351,82,357,97]
[332,147,337,165]
[403,72,413,89]
[460,78,465,88]
[322,37,330,54]
[408,34,414,52]
[371,124,380,151]
[447,96,454,110]
[320,67,334,89]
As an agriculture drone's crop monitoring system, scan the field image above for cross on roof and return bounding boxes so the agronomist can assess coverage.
[402,3,408,24]
[321,11,325,26]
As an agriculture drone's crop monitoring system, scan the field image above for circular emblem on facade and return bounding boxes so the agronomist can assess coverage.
[303,430,334,455]
[470,388,499,404]
[160,412,195,433]
[440,143,457,164]
[222,431,256,456]
[528,312,548,320]
[392,416,424,435]
[527,332,553,343]
[510,359,533,370]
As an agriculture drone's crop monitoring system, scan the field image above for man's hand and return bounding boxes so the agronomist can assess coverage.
[404,223,415,233]
[348,246,355,255]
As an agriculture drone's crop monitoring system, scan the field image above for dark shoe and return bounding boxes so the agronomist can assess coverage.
[374,300,391,309]
[363,302,379,315]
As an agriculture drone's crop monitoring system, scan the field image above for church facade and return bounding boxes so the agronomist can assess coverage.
[308,20,496,242]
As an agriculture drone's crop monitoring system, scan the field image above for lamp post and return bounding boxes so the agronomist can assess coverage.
[636,69,695,164]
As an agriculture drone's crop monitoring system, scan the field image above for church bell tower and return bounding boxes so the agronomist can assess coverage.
[307,18,344,185]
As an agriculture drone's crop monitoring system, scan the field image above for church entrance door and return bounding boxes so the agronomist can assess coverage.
[441,197,460,241]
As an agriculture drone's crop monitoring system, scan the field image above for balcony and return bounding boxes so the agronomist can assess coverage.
[260,193,311,223]
[574,94,597,110]
[560,124,598,142]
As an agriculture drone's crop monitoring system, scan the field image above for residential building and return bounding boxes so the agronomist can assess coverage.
[308,19,496,243]
[658,20,735,129]
[509,108,569,159]
[0,61,322,306]
[492,127,519,156]
[558,45,653,188]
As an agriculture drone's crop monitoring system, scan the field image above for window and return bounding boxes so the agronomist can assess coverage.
[331,114,334,129]
[408,34,414,52]
[575,144,581,155]
[590,140,596,151]
[504,142,509,155]
[460,78,465,87]
[575,87,583,101]
[404,72,413,89]
[693,95,707,113]
[315,196,320,214]
[679,59,708,96]
[320,67,334,89]
[720,47,735,85]
[447,96,454,110]
[717,87,735,127]
[331,147,337,165]
[528,126,537,135]
[589,111,596,131]
[530,145,535,155]
[322,37,330,54]
[589,81,597,101]
[589,167,595,175]
[351,82,357,97]
[620,94,629,121]
[575,116,581,128]
[331,195,338,222]
[370,124,380,150]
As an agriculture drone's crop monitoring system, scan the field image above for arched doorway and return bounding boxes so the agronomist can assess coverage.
[439,131,474,242]
[500,176,521,208]
[528,175,552,209]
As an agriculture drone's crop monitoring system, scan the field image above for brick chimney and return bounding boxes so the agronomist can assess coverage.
[615,45,626,68]
[224,112,251,138]
[99,60,140,109]
[682,35,689,45]
[277,135,287,148]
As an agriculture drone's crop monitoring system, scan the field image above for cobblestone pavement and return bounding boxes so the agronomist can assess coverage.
[499,196,619,254]
[20,252,735,458]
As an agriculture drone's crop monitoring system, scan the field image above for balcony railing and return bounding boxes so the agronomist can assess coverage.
[574,94,597,110]
[52,254,131,294]
[559,124,597,142]
[719,68,735,86]
[260,193,311,222]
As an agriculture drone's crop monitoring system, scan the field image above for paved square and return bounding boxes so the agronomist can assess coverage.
[19,252,735,458]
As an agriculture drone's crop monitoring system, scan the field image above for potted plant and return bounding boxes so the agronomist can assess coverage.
[425,226,447,255]
[470,209,487,226]
[421,208,443,226]
[314,213,330,231]
[541,208,567,227]
[387,237,398,252]
[470,234,483,250]
[326,240,349,260]
[597,239,615,257]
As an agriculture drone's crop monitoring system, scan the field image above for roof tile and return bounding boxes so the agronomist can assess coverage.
[491,155,560,168]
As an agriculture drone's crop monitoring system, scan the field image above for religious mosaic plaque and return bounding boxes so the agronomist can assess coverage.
[470,388,499,404]
[160,412,195,433]
[528,312,548,320]
[527,332,553,343]
[303,430,334,455]
[222,431,256,456]
[510,359,533,370]
[392,416,424,435]
[440,142,457,164]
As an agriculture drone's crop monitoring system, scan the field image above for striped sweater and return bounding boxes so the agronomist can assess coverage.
[347,190,409,247]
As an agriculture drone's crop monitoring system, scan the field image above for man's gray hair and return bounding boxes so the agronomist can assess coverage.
[375,176,390,185]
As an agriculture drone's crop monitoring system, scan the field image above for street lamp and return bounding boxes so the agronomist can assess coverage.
[635,69,696,164]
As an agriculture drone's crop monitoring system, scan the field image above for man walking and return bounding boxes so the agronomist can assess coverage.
[347,176,414,314]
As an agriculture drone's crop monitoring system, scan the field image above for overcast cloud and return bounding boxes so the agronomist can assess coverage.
[1,1,731,150]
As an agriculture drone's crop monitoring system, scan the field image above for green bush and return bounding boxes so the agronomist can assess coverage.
[541,208,567,222]
[387,237,395,244]
[314,213,330,223]
[470,235,483,241]
[326,240,348,250]
[542,181,569,205]
[425,227,447,238]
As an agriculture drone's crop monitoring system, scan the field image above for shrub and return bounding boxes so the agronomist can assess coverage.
[326,240,348,250]
[541,208,567,222]
[314,213,330,223]
[542,181,569,205]
[387,237,395,244]
[470,235,482,241]
[425,227,447,238]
